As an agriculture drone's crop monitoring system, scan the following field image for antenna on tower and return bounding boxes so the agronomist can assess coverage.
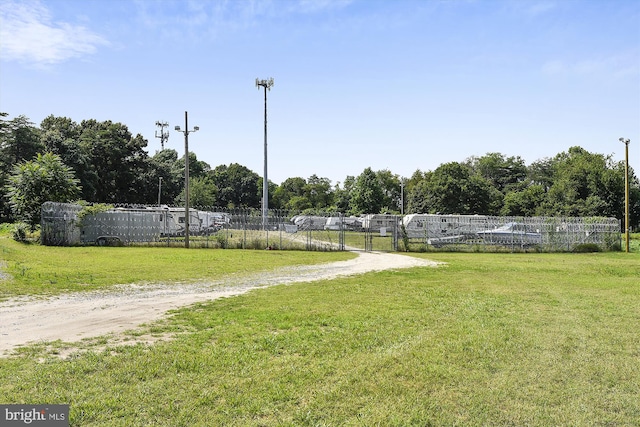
[155,121,169,150]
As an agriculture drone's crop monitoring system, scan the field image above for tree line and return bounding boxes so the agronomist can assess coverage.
[1,113,638,230]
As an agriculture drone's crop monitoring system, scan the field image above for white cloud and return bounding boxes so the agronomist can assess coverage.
[542,52,639,80]
[0,0,108,66]
[541,59,567,75]
[130,0,355,44]
[525,1,556,17]
[293,0,354,14]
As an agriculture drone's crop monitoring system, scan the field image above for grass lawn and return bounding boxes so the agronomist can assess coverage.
[1,246,639,426]
[0,235,355,299]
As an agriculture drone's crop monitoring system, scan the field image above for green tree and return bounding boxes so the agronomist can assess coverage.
[287,195,312,211]
[351,167,384,214]
[466,153,527,194]
[170,152,212,206]
[271,175,334,212]
[210,163,260,208]
[334,176,355,213]
[40,115,81,156]
[541,146,626,218]
[39,115,94,201]
[631,177,640,231]
[77,120,150,203]
[0,112,11,221]
[501,185,546,216]
[304,174,334,210]
[144,149,182,205]
[407,162,499,215]
[6,153,80,228]
[272,177,306,210]
[174,175,217,208]
[257,177,279,211]
[404,170,428,214]
[176,152,210,180]
[1,114,45,221]
[375,169,402,213]
[528,157,555,192]
[0,115,43,166]
[406,172,431,214]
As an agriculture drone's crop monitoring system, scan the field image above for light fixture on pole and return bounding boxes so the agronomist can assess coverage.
[256,77,274,230]
[175,111,199,248]
[619,137,631,253]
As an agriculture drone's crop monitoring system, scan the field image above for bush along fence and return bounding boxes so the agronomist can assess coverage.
[40,202,621,252]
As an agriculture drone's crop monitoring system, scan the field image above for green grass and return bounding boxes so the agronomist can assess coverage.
[628,232,640,252]
[313,230,640,253]
[1,250,639,426]
[0,234,355,299]
[306,230,397,251]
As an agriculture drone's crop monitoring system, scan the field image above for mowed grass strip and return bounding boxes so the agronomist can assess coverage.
[1,252,639,426]
[0,235,355,298]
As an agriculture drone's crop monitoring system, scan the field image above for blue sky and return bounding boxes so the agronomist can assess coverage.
[1,0,638,185]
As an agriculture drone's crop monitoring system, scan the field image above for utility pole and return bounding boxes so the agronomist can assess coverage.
[256,77,274,230]
[155,121,169,150]
[619,137,631,252]
[175,112,199,248]
[400,178,406,215]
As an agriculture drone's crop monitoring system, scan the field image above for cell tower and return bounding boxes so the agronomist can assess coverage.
[155,121,169,150]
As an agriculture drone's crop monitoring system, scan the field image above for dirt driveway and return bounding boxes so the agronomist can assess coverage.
[0,252,439,356]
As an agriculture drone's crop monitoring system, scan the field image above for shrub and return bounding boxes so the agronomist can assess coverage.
[400,224,410,252]
[214,233,228,249]
[75,203,114,226]
[11,222,29,242]
[573,243,601,253]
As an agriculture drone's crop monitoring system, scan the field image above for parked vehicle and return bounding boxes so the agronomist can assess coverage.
[476,222,542,246]
[291,215,327,231]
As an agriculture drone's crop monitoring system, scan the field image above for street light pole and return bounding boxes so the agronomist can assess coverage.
[619,137,631,252]
[158,177,163,206]
[400,178,406,215]
[256,77,274,230]
[175,111,199,248]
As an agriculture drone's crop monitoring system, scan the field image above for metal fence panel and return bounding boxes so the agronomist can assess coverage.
[40,202,620,252]
[401,214,620,252]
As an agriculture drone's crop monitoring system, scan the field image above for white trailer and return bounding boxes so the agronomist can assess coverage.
[197,210,231,233]
[360,214,398,231]
[155,207,202,236]
[324,216,342,230]
[291,215,326,231]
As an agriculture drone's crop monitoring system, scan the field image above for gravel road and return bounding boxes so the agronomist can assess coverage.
[0,251,438,356]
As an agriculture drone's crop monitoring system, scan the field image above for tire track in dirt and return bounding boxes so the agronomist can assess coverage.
[0,252,439,356]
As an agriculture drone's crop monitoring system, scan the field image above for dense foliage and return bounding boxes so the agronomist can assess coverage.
[5,152,80,228]
[1,113,638,229]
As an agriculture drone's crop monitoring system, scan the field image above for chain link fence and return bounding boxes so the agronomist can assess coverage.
[41,202,621,252]
[40,202,345,251]
[401,214,621,252]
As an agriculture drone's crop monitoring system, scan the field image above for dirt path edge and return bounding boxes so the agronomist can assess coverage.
[0,252,440,356]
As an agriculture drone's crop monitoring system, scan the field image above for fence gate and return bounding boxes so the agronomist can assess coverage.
[362,214,400,252]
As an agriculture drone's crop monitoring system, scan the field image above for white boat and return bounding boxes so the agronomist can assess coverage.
[477,222,542,246]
